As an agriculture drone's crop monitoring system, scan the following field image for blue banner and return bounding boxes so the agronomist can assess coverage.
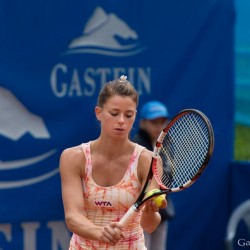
[0,1,235,249]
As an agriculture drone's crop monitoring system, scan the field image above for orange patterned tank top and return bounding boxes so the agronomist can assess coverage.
[69,142,147,250]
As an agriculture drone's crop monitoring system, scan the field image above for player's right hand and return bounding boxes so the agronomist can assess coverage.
[99,222,124,246]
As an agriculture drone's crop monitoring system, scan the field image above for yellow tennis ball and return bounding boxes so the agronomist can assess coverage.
[146,189,165,207]
[153,194,165,207]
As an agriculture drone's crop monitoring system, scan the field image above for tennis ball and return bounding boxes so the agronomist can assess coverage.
[153,194,165,207]
[146,189,165,207]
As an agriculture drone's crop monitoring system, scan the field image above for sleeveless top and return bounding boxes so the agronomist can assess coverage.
[69,142,147,250]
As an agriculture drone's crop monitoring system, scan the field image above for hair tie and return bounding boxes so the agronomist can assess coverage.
[120,75,127,81]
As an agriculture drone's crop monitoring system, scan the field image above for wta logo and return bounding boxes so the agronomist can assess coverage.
[94,201,113,207]
[64,7,145,57]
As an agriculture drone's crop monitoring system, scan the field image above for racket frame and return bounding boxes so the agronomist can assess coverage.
[152,109,214,193]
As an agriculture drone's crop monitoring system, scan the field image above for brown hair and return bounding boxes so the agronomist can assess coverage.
[97,76,138,107]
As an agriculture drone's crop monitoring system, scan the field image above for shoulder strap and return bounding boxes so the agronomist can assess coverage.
[81,142,92,176]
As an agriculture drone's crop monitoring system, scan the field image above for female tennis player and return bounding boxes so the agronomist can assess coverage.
[59,75,167,249]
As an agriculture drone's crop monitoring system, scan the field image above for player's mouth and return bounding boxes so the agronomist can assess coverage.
[115,128,125,132]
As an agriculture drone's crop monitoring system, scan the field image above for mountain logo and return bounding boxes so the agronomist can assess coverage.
[0,87,58,189]
[0,87,50,140]
[65,7,145,57]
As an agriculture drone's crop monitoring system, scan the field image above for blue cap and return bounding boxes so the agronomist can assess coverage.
[140,101,169,120]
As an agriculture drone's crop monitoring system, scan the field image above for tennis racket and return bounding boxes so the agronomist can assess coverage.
[120,109,214,227]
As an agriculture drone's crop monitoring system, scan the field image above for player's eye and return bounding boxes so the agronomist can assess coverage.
[126,111,136,118]
[126,114,133,118]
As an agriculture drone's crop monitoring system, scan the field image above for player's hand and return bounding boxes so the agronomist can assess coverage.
[99,222,124,246]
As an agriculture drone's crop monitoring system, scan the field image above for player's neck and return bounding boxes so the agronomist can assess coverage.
[92,137,133,158]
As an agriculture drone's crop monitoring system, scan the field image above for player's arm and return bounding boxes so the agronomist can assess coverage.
[137,149,166,233]
[60,146,123,245]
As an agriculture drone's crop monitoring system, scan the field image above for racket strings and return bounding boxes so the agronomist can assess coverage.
[156,113,210,190]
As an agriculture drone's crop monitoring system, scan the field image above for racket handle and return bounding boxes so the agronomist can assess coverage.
[120,205,139,227]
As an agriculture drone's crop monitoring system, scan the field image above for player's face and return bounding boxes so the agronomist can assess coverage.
[95,95,137,139]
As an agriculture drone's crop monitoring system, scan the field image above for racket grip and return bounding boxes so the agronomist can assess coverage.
[120,205,139,227]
